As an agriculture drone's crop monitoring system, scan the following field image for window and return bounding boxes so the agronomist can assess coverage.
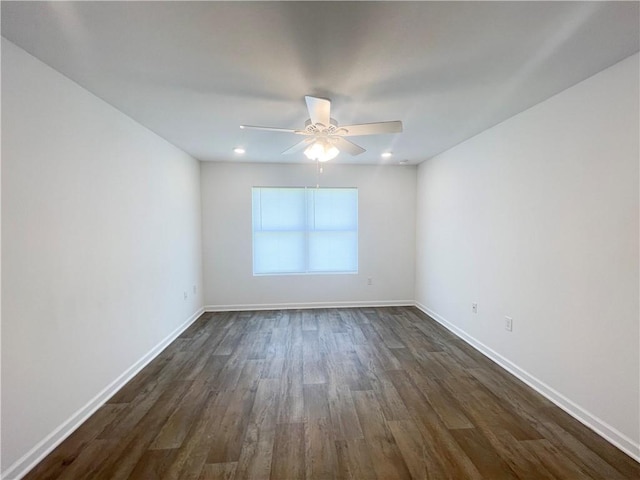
[252,187,358,275]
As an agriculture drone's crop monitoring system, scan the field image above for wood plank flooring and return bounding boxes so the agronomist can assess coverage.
[24,307,639,479]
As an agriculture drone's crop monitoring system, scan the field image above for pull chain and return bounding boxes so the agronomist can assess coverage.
[315,160,324,188]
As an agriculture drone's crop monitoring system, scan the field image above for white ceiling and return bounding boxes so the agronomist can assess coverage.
[2,1,638,165]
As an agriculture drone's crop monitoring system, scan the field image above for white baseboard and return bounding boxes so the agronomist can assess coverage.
[414,302,640,463]
[204,300,414,312]
[2,307,205,480]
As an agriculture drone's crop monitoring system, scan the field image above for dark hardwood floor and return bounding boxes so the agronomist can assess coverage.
[24,307,639,479]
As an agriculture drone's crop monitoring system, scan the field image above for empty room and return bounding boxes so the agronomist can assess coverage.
[1,1,639,479]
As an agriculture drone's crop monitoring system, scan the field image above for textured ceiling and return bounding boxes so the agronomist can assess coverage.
[2,1,639,165]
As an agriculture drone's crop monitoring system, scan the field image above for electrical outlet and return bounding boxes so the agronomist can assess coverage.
[472,303,478,314]
[367,277,373,285]
[505,316,513,332]
[183,291,188,300]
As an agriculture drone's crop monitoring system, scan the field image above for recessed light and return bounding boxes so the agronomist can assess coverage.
[399,159,409,165]
[233,147,246,154]
[381,152,393,158]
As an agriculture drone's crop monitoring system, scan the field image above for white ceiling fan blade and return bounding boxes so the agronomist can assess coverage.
[305,96,331,127]
[282,138,314,155]
[332,137,366,156]
[240,125,303,134]
[339,121,403,136]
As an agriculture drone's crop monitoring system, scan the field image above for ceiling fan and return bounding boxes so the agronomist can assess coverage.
[240,96,403,162]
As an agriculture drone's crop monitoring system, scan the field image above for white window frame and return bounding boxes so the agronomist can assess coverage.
[252,186,359,275]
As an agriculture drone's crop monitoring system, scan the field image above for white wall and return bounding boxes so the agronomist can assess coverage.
[201,162,416,309]
[415,53,639,458]
[1,39,203,477]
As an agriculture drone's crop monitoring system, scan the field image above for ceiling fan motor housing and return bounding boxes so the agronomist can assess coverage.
[304,118,345,136]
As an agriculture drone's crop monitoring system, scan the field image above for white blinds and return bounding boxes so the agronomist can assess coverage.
[252,187,358,274]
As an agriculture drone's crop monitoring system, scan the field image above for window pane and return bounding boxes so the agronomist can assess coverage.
[308,188,358,230]
[253,187,305,231]
[308,231,358,272]
[253,232,305,274]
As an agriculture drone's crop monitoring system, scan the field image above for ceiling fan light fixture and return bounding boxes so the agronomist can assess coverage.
[304,140,339,162]
[241,95,403,162]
